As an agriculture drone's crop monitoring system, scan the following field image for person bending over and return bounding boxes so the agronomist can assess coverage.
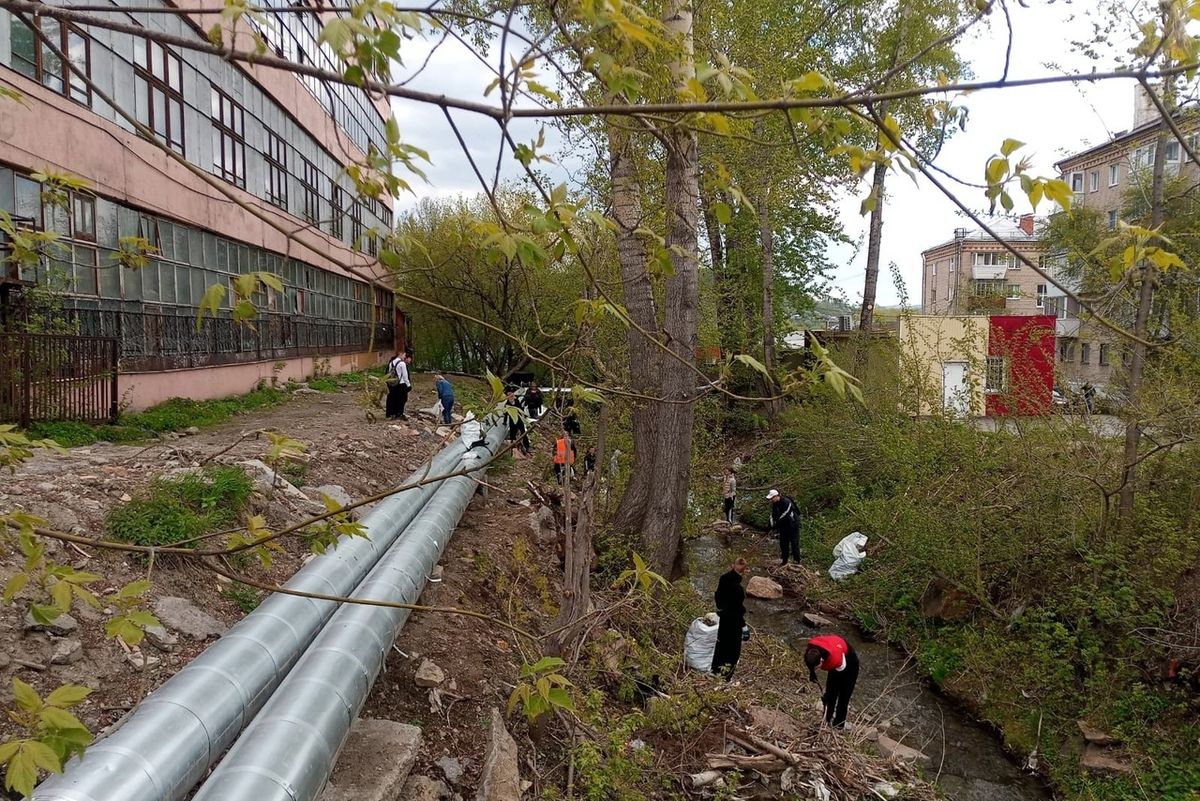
[711,558,748,680]
[804,634,859,728]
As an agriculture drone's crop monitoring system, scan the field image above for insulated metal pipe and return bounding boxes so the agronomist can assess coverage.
[34,439,470,801]
[190,423,506,801]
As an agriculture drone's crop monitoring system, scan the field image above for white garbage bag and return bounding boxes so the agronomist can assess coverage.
[460,413,483,464]
[684,614,720,672]
[828,531,868,581]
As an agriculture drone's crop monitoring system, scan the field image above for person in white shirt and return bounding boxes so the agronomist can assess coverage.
[385,352,412,419]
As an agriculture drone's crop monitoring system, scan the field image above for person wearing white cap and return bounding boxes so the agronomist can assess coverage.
[766,489,801,565]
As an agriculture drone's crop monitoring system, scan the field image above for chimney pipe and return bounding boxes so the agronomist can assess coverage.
[1018,214,1035,236]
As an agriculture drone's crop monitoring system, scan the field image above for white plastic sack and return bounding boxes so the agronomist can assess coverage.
[460,414,483,463]
[684,614,720,672]
[828,531,868,581]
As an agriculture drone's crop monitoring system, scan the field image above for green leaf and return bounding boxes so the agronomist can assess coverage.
[712,201,732,226]
[528,656,566,674]
[45,685,91,708]
[111,580,152,601]
[196,283,226,330]
[40,706,88,733]
[6,745,37,797]
[1000,138,1024,157]
[22,739,62,774]
[12,678,41,714]
[734,354,770,379]
[2,574,28,603]
[485,370,505,402]
[546,687,574,709]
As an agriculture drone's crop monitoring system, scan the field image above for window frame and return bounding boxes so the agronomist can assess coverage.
[1089,170,1099,192]
[1069,171,1084,192]
[330,185,344,239]
[1109,164,1119,187]
[266,131,288,209]
[1107,209,1118,230]
[1080,342,1091,365]
[1036,283,1047,308]
[1099,343,1111,366]
[9,18,92,107]
[985,355,1008,393]
[210,85,247,188]
[133,38,185,154]
[300,157,320,224]
[1006,283,1022,300]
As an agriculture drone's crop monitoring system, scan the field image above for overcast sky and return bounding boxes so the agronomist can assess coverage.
[391,2,1143,307]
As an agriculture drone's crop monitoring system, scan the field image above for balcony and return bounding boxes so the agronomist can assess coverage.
[971,264,1008,281]
[1056,317,1081,337]
[967,294,1006,313]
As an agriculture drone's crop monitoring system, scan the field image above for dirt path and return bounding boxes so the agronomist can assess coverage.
[0,374,475,738]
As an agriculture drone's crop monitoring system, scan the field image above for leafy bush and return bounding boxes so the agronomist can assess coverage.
[105,466,253,548]
[741,390,1200,798]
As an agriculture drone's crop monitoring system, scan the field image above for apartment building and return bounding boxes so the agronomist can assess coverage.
[920,214,1049,316]
[1049,86,1200,392]
[0,1,400,412]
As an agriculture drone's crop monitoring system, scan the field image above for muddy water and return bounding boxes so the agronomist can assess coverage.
[688,534,1053,801]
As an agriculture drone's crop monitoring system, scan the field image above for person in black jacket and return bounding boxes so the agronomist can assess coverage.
[767,489,801,565]
[711,558,749,680]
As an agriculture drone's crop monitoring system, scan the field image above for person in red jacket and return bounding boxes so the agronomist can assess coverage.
[803,634,859,728]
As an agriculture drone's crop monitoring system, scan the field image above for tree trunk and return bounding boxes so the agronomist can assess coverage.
[550,410,605,657]
[1117,122,1169,517]
[607,109,660,536]
[859,159,887,333]
[758,187,782,417]
[637,0,699,578]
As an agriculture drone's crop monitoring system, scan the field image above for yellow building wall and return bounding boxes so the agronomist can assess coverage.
[898,315,988,416]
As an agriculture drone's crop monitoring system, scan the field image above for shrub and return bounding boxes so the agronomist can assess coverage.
[106,465,253,548]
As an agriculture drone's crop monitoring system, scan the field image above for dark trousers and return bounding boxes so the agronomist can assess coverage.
[723,497,734,524]
[778,528,800,564]
[441,398,454,424]
[386,384,410,418]
[711,619,743,681]
[822,647,859,727]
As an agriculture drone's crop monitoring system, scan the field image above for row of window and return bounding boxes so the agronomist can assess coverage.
[5,13,392,249]
[1067,133,1199,194]
[251,0,387,156]
[1059,340,1112,367]
[0,169,390,324]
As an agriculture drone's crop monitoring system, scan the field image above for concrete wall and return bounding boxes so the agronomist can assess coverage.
[899,315,987,417]
[120,349,386,411]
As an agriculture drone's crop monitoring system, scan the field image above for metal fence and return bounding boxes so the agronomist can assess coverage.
[0,333,119,426]
[53,308,394,372]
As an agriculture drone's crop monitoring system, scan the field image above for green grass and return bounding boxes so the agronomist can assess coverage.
[222,582,262,613]
[105,465,253,549]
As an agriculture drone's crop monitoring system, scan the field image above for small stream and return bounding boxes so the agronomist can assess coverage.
[688,534,1053,801]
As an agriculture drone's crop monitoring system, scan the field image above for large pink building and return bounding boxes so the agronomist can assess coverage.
[0,1,401,412]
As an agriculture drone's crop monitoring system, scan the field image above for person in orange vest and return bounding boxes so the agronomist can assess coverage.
[552,431,576,483]
[804,634,859,728]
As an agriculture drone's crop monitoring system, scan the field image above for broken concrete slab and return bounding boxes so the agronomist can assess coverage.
[50,639,83,665]
[435,756,463,786]
[310,484,354,510]
[1077,719,1118,747]
[153,596,227,640]
[320,718,422,801]
[143,624,179,652]
[801,611,834,628]
[24,611,79,636]
[745,576,783,600]
[475,708,520,801]
[1081,744,1133,776]
[402,775,451,801]
[875,733,931,765]
[415,659,446,688]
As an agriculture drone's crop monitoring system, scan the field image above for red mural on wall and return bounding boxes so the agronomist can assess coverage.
[986,315,1056,416]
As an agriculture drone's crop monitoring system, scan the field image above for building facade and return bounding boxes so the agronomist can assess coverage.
[899,314,1055,418]
[920,215,1048,318]
[1049,85,1200,394]
[0,0,399,411]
